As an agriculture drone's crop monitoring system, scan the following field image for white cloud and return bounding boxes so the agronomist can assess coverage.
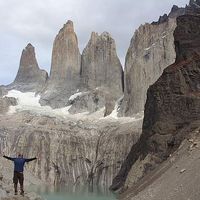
[0,0,189,85]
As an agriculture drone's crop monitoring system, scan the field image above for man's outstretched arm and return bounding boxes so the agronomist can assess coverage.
[3,155,15,161]
[25,157,37,162]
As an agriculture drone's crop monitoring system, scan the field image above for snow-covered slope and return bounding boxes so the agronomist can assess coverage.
[4,90,143,122]
[5,90,72,117]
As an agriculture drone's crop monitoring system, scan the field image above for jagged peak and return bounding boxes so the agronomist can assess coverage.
[59,20,74,33]
[171,5,179,12]
[186,0,200,16]
[99,32,114,42]
[12,41,49,88]
[91,32,99,40]
[100,31,112,38]
[151,4,185,25]
[65,20,74,27]
[21,44,35,58]
[55,20,78,42]
[26,43,34,48]
[189,0,200,7]
[88,31,113,44]
[152,13,168,25]
[24,43,34,51]
[20,43,38,68]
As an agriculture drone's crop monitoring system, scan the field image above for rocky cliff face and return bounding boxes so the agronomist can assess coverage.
[0,97,17,114]
[10,44,48,92]
[186,0,200,15]
[110,14,200,191]
[67,88,116,116]
[2,1,199,196]
[120,6,185,116]
[67,32,123,116]
[40,20,81,108]
[0,86,7,97]
[50,20,81,84]
[0,112,142,188]
[81,32,123,96]
[40,22,123,114]
[174,15,200,61]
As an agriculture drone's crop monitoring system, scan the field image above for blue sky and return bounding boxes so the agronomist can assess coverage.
[0,0,189,85]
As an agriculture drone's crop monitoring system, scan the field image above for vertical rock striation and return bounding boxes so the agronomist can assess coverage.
[110,14,200,192]
[10,44,48,92]
[67,32,123,115]
[174,15,200,61]
[40,20,81,108]
[120,6,185,116]
[50,20,81,84]
[0,113,142,188]
[81,32,123,97]
[186,0,200,15]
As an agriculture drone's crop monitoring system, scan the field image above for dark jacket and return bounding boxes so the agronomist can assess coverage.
[3,155,37,172]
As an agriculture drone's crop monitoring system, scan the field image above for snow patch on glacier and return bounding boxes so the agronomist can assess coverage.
[4,90,143,122]
[4,90,71,117]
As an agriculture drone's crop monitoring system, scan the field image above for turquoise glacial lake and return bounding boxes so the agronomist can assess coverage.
[31,185,117,200]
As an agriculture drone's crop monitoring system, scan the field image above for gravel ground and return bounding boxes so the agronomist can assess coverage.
[120,128,200,200]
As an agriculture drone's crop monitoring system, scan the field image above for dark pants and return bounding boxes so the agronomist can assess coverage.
[13,171,24,194]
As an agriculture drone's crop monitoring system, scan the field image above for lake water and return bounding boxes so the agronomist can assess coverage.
[31,185,117,200]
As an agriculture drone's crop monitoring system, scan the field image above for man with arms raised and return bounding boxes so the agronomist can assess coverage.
[3,153,37,196]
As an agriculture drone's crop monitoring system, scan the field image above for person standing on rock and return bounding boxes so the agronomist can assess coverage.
[2,153,37,196]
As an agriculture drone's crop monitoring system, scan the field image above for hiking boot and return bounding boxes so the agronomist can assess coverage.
[20,190,24,196]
